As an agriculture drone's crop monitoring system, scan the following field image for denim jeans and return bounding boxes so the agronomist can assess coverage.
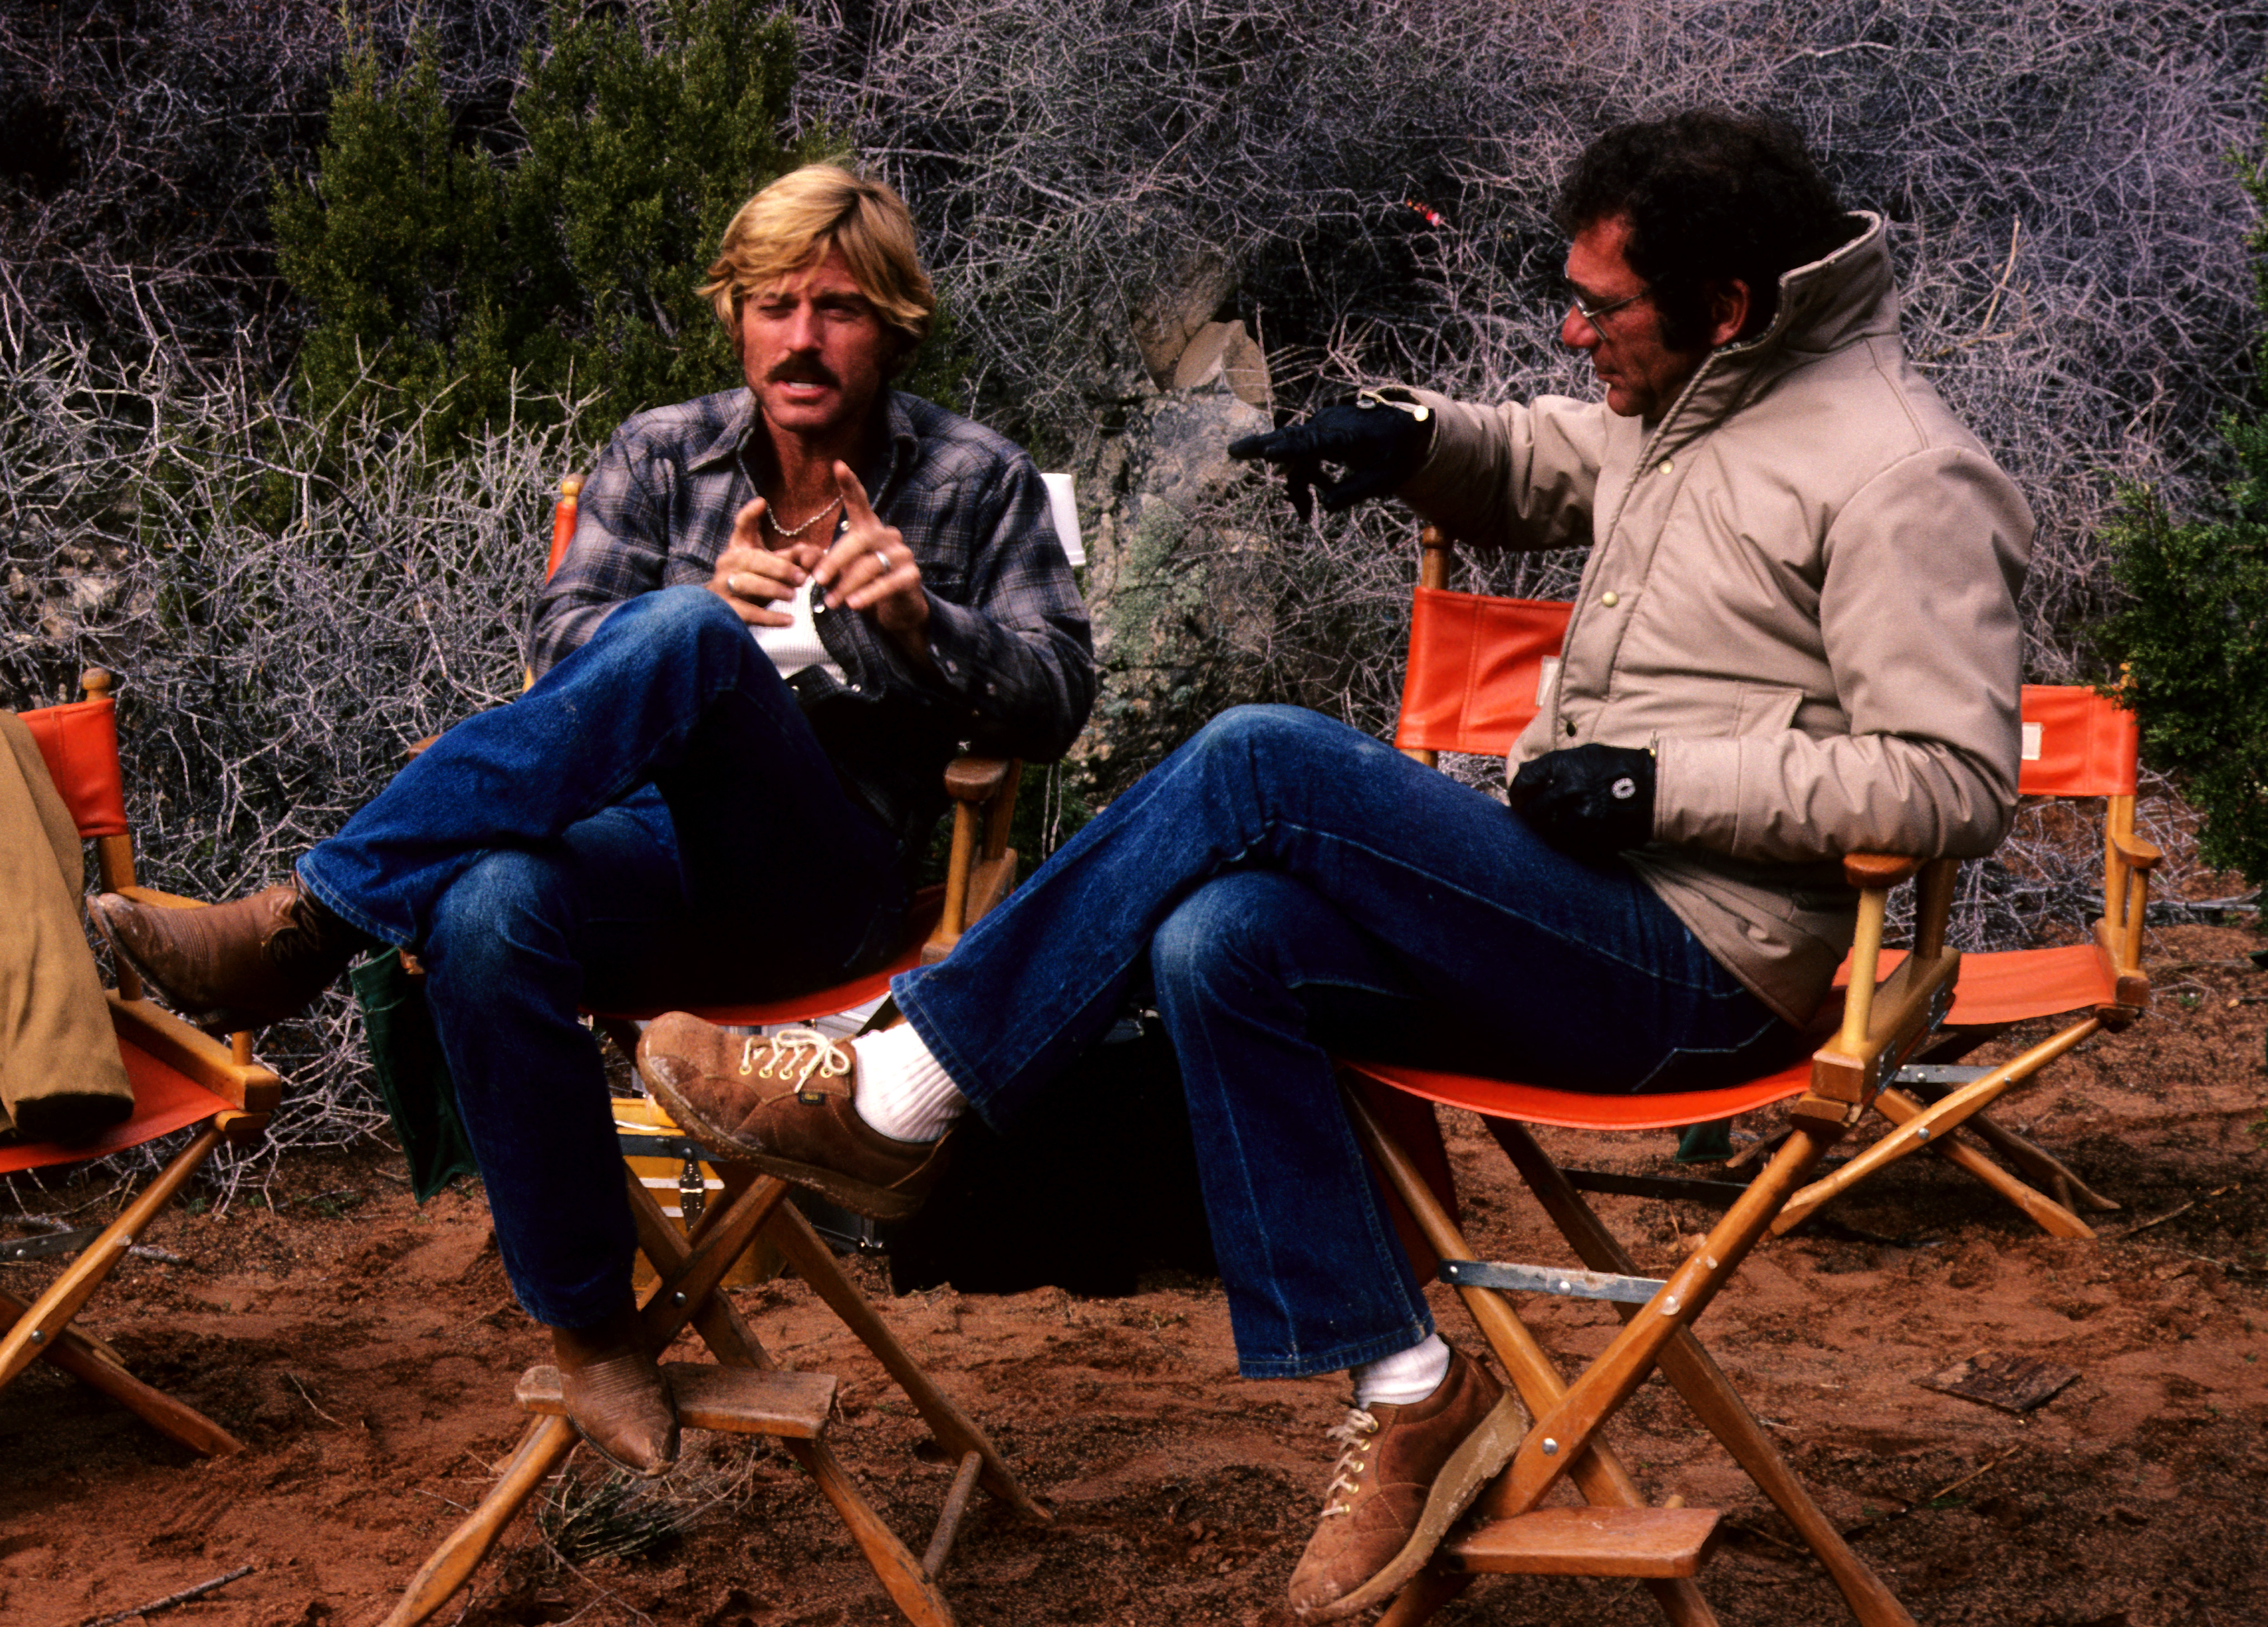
[893,705,1801,1379]
[300,587,907,1328]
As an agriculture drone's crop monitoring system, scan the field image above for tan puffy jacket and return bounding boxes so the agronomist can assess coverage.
[1393,214,2030,1026]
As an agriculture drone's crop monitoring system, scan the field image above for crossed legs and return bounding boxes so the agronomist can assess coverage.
[638,703,1802,1603]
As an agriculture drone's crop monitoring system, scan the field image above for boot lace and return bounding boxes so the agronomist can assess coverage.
[738,1026,854,1089]
[1318,1407,1380,1516]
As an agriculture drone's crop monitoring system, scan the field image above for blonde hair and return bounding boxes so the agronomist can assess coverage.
[700,164,934,361]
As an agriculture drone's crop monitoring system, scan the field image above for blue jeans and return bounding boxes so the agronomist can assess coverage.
[893,705,1801,1379]
[300,587,908,1328]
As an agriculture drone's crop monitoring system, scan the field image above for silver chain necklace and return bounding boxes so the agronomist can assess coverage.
[765,495,841,539]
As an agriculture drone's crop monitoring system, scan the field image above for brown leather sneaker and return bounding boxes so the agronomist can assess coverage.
[90,880,374,1032]
[1287,1346,1528,1621]
[635,1014,950,1221]
[553,1305,678,1478]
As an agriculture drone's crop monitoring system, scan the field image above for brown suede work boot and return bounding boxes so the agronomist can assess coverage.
[636,1014,950,1221]
[552,1304,678,1478]
[1287,1346,1528,1621]
[90,880,374,1032]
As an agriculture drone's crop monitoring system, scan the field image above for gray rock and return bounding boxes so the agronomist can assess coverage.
[1065,322,1274,803]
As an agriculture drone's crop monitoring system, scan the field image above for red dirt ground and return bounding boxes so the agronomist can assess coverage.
[4,926,2264,1627]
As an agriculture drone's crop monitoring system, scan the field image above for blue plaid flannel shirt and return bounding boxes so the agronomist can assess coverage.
[530,388,1094,851]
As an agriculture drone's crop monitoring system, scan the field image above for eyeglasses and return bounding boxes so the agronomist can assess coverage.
[1565,285,1648,326]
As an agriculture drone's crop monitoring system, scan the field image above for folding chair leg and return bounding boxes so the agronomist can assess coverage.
[1873,1091,2092,1239]
[0,1284,243,1456]
[0,1122,225,1387]
[1484,1119,1920,1627]
[382,1416,579,1627]
[1375,1568,1475,1626]
[626,1175,961,1627]
[1347,1088,1721,1627]
[1773,1020,2101,1236]
[1939,1106,2119,1213]
[763,1200,1049,1522]
[1487,1124,1832,1514]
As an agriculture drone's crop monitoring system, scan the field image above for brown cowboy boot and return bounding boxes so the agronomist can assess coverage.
[552,1301,679,1478]
[90,880,373,1031]
[1287,1346,1528,1620]
[635,1014,950,1221]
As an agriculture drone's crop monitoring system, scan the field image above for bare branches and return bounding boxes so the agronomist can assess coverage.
[2,320,601,1187]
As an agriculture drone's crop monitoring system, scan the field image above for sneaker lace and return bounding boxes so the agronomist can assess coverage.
[1318,1407,1380,1516]
[738,1026,854,1089]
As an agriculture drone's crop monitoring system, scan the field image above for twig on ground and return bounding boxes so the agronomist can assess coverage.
[2112,1184,2241,1239]
[285,1371,342,1426]
[1920,1445,2024,1505]
[75,1563,256,1627]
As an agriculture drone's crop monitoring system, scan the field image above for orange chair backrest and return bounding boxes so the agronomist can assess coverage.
[2017,685,2139,798]
[1393,587,1573,758]
[17,693,128,839]
[545,474,584,585]
[1396,594,2140,802]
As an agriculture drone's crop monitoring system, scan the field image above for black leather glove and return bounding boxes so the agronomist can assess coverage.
[1509,743,1656,862]
[1226,395,1433,522]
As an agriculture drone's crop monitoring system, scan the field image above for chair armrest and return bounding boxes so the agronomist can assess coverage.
[2108,829,2162,871]
[1799,854,1960,1129]
[944,756,1016,802]
[112,885,207,911]
[106,993,282,1114]
[1842,853,1920,889]
[924,757,1025,964]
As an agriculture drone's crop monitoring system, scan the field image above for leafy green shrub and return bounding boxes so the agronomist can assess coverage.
[272,0,813,453]
[2097,125,2268,896]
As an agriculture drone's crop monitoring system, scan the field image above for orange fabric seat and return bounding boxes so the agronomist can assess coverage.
[0,1040,233,1177]
[589,892,945,1027]
[1343,1055,1812,1134]
[1839,943,2115,1029]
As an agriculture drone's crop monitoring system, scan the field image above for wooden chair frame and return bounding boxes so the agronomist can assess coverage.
[386,1162,1046,1627]
[2,670,282,1458]
[1763,684,2156,1239]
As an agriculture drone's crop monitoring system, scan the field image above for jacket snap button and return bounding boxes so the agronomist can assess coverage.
[1563,717,1577,736]
[1658,459,1673,474]
[1601,590,1620,607]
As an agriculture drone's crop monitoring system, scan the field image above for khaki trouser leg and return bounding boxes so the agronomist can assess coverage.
[0,713,131,1139]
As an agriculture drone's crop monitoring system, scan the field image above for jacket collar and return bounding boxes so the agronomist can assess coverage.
[1643,211,1895,447]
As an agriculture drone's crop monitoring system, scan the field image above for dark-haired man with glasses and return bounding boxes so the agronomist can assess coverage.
[631,111,2030,1620]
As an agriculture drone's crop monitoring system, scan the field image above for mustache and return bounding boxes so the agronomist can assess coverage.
[767,357,841,389]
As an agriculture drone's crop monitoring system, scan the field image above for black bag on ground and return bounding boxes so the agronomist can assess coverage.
[887,1016,1215,1298]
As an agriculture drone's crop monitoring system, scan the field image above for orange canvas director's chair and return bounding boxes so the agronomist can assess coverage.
[1,671,282,1459]
[1326,529,1952,1625]
[386,479,1043,1627]
[1766,683,2154,1239]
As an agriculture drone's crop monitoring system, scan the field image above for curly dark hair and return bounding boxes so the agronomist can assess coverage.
[1553,111,1851,350]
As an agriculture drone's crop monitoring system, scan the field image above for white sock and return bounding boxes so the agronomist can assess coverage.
[851,1022,967,1143]
[1352,1333,1452,1408]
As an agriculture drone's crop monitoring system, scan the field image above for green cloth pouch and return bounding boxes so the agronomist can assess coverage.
[349,949,478,1201]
